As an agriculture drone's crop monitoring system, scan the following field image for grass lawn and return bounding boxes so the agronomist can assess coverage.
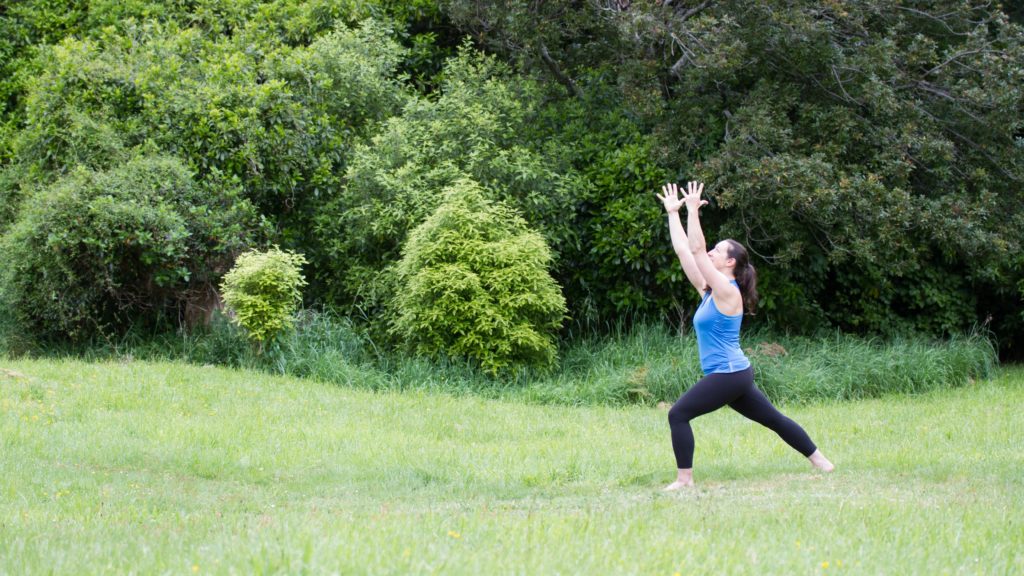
[1,358,1021,574]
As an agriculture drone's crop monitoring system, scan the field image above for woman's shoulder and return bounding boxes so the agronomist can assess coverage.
[709,282,743,315]
[710,281,741,297]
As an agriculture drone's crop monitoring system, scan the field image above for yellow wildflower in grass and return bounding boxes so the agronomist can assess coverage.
[821,561,829,569]
[447,530,461,539]
[192,565,199,572]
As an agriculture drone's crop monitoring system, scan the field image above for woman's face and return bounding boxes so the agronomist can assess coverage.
[708,241,736,271]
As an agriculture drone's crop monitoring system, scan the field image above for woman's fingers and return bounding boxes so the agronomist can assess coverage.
[660,183,685,200]
[659,182,706,205]
[682,181,705,199]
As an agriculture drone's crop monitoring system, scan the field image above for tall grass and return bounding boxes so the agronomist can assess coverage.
[0,310,997,406]
[751,332,997,402]
[512,323,997,406]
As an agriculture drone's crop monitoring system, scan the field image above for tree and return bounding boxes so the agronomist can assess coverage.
[442,0,1024,353]
[314,46,579,329]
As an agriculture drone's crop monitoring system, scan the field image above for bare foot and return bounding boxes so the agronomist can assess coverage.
[663,469,695,491]
[808,450,835,472]
[662,480,695,491]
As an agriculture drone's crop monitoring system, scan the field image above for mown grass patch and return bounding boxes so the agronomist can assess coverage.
[0,359,1020,574]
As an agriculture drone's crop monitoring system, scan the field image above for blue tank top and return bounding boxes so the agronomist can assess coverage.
[693,281,750,375]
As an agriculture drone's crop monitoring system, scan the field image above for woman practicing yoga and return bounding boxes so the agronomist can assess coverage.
[656,181,834,490]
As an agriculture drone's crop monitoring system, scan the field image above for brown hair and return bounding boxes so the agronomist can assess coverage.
[725,239,758,314]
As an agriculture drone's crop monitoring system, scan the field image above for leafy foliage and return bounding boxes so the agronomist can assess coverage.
[442,0,1024,353]
[523,93,686,325]
[2,14,410,230]
[221,247,308,345]
[0,155,259,341]
[392,179,567,373]
[1,0,1022,356]
[315,46,579,321]
[0,15,411,341]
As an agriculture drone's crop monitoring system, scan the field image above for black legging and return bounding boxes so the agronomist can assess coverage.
[668,366,817,469]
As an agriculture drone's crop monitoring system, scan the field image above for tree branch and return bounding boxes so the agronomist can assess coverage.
[676,0,711,22]
[893,6,971,36]
[539,43,583,100]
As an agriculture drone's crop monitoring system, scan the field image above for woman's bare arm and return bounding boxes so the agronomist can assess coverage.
[658,183,706,296]
[682,181,740,307]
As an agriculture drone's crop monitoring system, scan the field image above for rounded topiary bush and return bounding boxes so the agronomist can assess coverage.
[220,247,307,347]
[392,178,567,373]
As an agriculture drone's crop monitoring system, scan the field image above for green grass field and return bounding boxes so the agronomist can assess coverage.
[1,358,1021,574]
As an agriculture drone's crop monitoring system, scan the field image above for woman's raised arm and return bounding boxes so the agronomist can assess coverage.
[657,183,706,296]
[682,181,736,299]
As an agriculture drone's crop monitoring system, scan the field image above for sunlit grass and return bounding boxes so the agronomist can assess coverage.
[1,359,1020,574]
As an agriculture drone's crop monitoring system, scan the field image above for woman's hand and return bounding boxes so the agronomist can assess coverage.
[656,183,686,213]
[682,181,707,212]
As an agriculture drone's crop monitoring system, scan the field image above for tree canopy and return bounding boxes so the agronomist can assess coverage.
[2,0,1022,360]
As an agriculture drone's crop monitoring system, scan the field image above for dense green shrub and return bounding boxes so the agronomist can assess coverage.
[0,0,448,193]
[535,100,684,323]
[3,17,408,252]
[221,247,308,346]
[0,155,259,341]
[11,35,136,179]
[0,163,28,232]
[661,2,1023,348]
[1,0,1021,356]
[314,46,580,319]
[0,295,24,357]
[391,179,567,373]
[438,0,1024,354]
[142,18,407,218]
[0,6,442,347]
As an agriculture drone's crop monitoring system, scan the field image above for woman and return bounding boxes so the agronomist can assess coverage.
[656,181,834,490]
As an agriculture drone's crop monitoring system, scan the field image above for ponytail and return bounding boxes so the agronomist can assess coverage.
[725,239,759,314]
[736,262,758,314]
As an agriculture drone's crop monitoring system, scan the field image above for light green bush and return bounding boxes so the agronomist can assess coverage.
[221,247,308,346]
[392,179,567,373]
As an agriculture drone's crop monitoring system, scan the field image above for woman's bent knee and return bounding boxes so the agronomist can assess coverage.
[668,404,693,427]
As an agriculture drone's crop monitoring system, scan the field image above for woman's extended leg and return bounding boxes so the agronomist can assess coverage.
[665,370,750,489]
[727,385,834,471]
